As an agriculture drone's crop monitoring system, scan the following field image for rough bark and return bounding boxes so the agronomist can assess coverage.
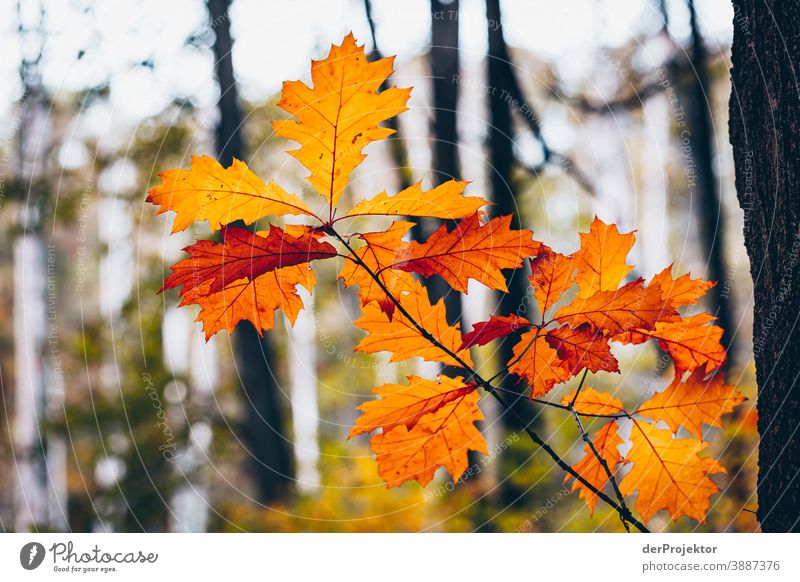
[729,0,800,532]
[207,0,294,503]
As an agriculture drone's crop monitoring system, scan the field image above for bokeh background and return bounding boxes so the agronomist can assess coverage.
[0,0,759,532]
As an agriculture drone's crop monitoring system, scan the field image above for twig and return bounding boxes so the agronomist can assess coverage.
[334,228,649,533]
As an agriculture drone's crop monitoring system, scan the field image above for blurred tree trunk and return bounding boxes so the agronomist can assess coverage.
[207,0,294,503]
[681,0,737,362]
[484,0,537,508]
[363,0,413,194]
[427,0,463,324]
[729,0,800,533]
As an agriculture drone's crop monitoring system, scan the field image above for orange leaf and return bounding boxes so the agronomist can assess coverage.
[459,314,531,350]
[615,313,726,374]
[545,324,619,374]
[651,264,715,310]
[620,421,725,523]
[369,384,487,487]
[508,329,571,397]
[561,387,625,416]
[338,221,416,318]
[346,180,487,220]
[573,217,635,298]
[162,225,335,296]
[272,33,410,210]
[565,421,623,515]
[349,375,477,438]
[393,214,541,293]
[354,281,473,367]
[554,278,675,335]
[146,155,314,233]
[529,246,576,315]
[637,369,745,438]
[180,263,316,340]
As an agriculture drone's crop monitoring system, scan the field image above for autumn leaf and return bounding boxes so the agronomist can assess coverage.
[338,221,416,317]
[620,421,726,523]
[346,180,487,220]
[565,421,623,515]
[392,214,541,293]
[529,246,576,316]
[561,387,625,416]
[272,33,411,211]
[180,263,316,340]
[162,225,335,296]
[651,264,715,310]
[545,324,619,374]
[459,314,531,350]
[637,369,745,438]
[573,217,635,298]
[614,313,726,374]
[369,382,487,487]
[508,329,571,397]
[554,278,675,335]
[146,155,315,233]
[349,375,477,438]
[354,281,473,367]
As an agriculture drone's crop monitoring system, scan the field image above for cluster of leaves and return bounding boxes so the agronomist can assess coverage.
[147,34,744,528]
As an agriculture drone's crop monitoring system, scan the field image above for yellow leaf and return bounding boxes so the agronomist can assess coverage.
[273,33,410,211]
[147,155,315,233]
[620,421,726,523]
[353,281,473,367]
[573,217,635,298]
[346,180,486,220]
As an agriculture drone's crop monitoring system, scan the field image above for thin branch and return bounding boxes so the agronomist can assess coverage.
[334,229,649,533]
[569,369,589,407]
[569,407,632,533]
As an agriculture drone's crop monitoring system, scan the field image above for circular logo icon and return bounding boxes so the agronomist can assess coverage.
[20,542,46,570]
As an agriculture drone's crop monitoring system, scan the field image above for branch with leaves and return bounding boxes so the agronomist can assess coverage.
[147,34,745,532]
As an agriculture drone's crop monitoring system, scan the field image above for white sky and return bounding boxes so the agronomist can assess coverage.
[0,0,733,129]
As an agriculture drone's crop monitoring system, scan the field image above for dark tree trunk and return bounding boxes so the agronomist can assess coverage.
[363,0,412,193]
[682,0,737,361]
[207,0,294,503]
[729,0,800,532]
[484,0,541,510]
[427,0,463,324]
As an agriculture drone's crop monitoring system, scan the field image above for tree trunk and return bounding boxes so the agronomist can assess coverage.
[207,0,294,503]
[683,0,737,361]
[427,0,463,325]
[484,0,536,509]
[729,0,800,532]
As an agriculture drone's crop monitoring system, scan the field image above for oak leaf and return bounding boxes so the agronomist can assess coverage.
[651,264,715,310]
[180,263,316,340]
[349,375,477,438]
[561,387,625,416]
[272,33,410,210]
[146,155,314,233]
[528,246,576,316]
[459,314,531,350]
[637,370,745,438]
[508,329,571,397]
[392,214,540,293]
[162,226,335,296]
[368,381,487,487]
[353,281,473,367]
[338,221,416,317]
[554,278,675,335]
[545,324,619,374]
[614,313,726,374]
[620,421,725,523]
[573,217,635,298]
[346,180,486,220]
